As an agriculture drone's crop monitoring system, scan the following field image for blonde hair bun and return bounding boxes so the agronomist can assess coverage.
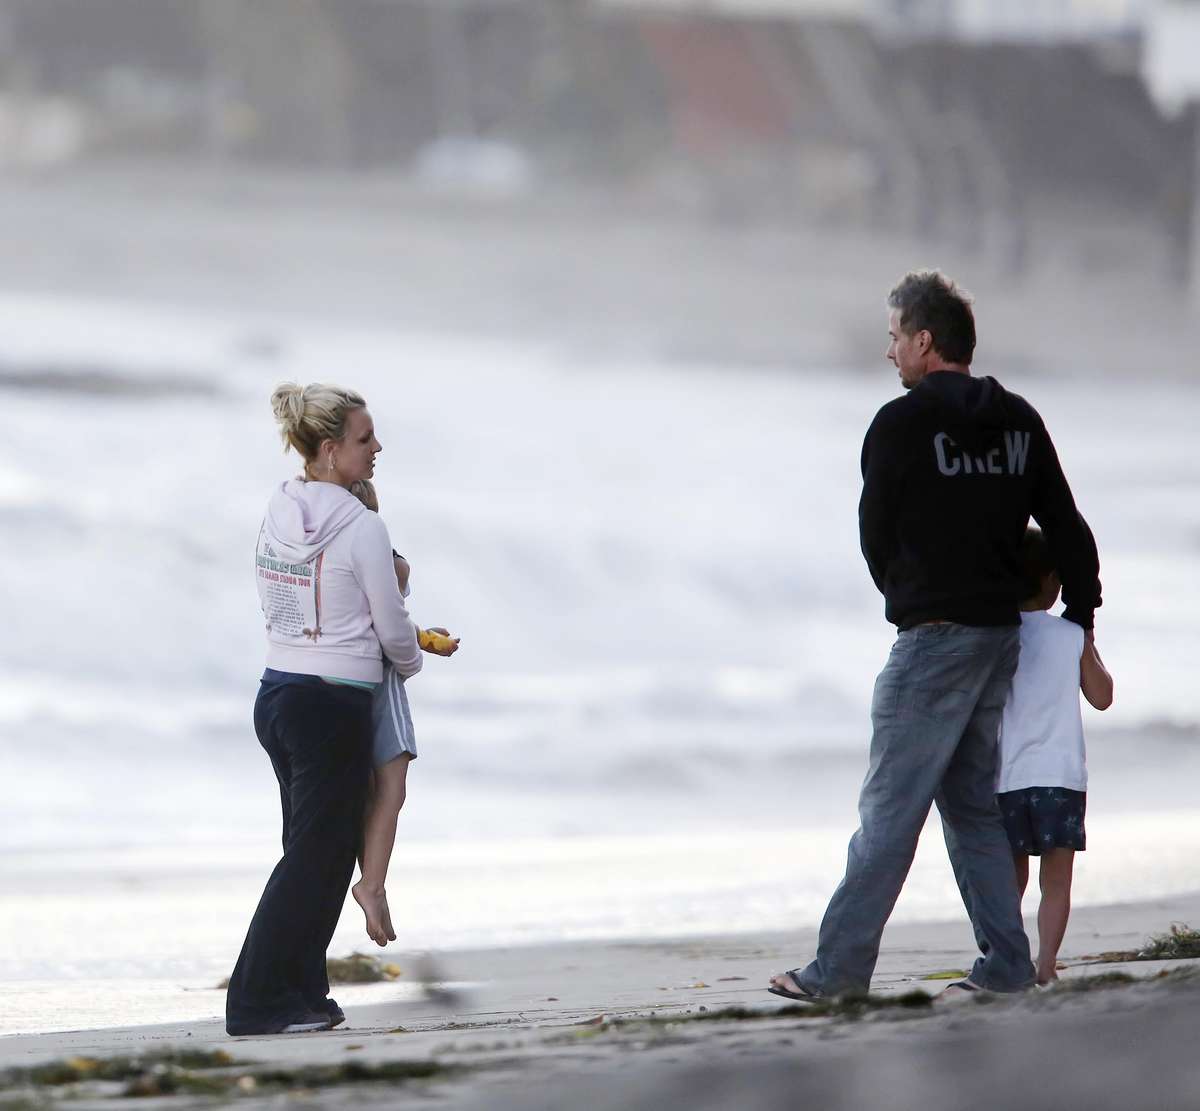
[269,381,366,463]
[270,382,307,442]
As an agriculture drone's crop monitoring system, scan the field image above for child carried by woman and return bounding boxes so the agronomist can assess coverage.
[348,478,459,947]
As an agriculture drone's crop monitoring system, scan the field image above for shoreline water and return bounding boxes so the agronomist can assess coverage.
[4,823,1199,1038]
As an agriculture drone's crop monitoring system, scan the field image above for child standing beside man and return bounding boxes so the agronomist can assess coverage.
[996,526,1114,985]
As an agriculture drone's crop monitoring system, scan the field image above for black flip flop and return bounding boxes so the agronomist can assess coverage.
[766,970,820,1002]
[939,979,984,999]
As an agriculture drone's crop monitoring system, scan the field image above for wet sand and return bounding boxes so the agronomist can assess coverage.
[2,889,1197,1109]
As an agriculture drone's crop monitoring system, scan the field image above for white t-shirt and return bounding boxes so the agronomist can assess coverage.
[996,610,1087,793]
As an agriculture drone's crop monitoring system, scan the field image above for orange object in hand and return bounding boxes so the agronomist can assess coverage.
[418,628,459,655]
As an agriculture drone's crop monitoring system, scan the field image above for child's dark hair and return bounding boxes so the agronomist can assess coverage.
[1018,526,1056,597]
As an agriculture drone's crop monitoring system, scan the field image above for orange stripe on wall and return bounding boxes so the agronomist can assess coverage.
[637,17,794,154]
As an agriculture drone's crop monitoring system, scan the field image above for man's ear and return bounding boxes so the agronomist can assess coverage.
[916,329,933,355]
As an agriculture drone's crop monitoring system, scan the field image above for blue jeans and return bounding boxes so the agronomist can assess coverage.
[795,624,1034,996]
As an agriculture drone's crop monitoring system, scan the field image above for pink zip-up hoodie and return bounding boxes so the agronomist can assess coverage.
[255,478,422,683]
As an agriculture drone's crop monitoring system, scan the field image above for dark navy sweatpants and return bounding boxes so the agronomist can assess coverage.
[225,671,372,1035]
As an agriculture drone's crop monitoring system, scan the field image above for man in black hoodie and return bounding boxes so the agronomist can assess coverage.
[769,270,1101,1001]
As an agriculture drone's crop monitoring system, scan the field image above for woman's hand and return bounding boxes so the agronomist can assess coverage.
[418,628,460,657]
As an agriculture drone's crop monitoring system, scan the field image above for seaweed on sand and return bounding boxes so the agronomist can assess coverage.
[245,1060,452,1089]
[663,991,935,1021]
[1043,967,1198,995]
[1138,924,1200,960]
[1083,923,1200,964]
[216,951,403,989]
[325,953,404,984]
[1046,972,1136,993]
[119,1059,455,1098]
[560,991,935,1037]
[10,1049,235,1087]
[1,1050,455,1100]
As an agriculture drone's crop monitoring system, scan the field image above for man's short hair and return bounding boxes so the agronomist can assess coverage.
[1018,525,1056,597]
[887,270,976,365]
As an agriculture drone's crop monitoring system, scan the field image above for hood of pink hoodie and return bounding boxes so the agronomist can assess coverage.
[263,478,366,564]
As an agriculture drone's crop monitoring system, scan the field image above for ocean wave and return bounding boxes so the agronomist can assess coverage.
[2,295,1199,850]
[0,363,223,398]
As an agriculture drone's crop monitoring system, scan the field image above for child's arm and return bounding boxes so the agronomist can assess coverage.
[353,516,422,678]
[393,555,459,657]
[1080,631,1113,710]
[393,553,410,595]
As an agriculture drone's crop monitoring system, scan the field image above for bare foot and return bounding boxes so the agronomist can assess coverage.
[351,881,390,947]
[1036,970,1059,986]
[381,897,397,943]
[766,971,815,1000]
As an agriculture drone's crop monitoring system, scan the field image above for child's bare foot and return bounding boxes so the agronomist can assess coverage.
[351,881,390,947]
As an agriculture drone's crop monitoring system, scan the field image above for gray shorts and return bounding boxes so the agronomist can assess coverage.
[370,666,417,767]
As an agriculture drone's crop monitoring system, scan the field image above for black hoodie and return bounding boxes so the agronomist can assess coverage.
[859,371,1101,630]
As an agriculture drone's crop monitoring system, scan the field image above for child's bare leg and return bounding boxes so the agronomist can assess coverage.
[1035,848,1074,984]
[1013,853,1030,900]
[352,757,410,947]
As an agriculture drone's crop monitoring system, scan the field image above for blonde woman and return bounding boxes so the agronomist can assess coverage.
[226,383,423,1037]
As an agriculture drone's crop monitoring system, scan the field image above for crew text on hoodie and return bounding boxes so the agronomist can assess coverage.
[858,372,1101,630]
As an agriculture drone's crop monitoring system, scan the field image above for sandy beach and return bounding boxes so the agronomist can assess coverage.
[2,890,1197,1109]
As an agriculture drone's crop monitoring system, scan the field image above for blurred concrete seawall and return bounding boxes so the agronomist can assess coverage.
[0,0,1194,358]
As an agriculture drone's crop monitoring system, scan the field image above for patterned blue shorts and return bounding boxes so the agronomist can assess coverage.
[997,787,1086,856]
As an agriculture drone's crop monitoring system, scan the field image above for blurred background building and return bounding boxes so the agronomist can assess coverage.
[0,1,1196,292]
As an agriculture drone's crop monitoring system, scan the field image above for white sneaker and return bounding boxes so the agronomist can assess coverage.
[279,1011,333,1033]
